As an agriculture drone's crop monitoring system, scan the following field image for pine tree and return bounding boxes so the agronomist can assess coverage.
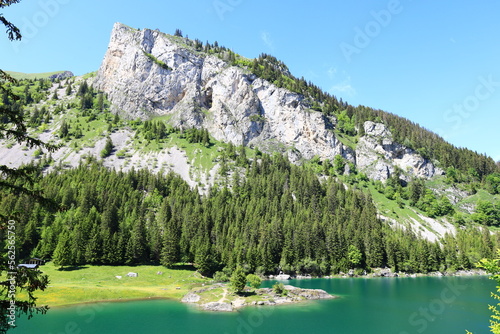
[53,231,73,268]
[230,266,246,293]
[161,227,179,268]
[59,120,70,138]
[65,83,72,96]
[100,137,113,158]
[95,93,104,111]
[194,240,214,276]
[77,80,89,96]
[158,199,178,267]
[85,225,103,264]
[174,29,183,37]
[126,219,148,264]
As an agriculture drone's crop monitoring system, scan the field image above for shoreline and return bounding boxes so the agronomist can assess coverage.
[44,269,488,309]
[270,268,488,280]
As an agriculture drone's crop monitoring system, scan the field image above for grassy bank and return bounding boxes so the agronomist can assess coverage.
[30,262,208,307]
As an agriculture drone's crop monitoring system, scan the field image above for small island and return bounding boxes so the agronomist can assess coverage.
[182,282,335,312]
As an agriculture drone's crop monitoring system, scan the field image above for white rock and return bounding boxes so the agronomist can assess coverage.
[356,121,444,181]
[94,23,353,163]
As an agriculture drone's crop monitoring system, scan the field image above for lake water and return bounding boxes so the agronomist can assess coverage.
[11,276,495,334]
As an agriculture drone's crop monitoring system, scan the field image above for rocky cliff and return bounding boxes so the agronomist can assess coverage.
[356,121,444,181]
[94,23,353,162]
[94,23,442,180]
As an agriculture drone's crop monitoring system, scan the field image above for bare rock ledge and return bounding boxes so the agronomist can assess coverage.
[182,284,335,312]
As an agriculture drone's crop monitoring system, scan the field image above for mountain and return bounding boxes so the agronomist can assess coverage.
[1,23,499,275]
[93,23,444,182]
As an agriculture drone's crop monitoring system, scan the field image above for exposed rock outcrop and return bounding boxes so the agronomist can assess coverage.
[94,23,353,162]
[181,291,201,303]
[49,71,74,80]
[356,121,444,181]
[202,302,233,312]
[94,23,445,180]
[182,284,335,312]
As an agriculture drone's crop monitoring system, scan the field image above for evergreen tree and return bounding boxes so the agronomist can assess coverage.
[53,231,73,268]
[95,93,104,111]
[159,199,179,267]
[230,267,246,293]
[0,8,55,330]
[100,137,113,158]
[194,240,215,276]
[59,120,70,138]
[126,218,148,264]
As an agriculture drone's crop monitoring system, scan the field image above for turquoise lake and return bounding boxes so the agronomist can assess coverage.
[11,276,496,334]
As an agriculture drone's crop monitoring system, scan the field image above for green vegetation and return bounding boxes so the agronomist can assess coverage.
[348,245,363,268]
[5,71,68,80]
[1,8,60,332]
[246,274,262,289]
[142,51,172,71]
[1,24,500,328]
[1,151,495,278]
[14,262,207,307]
[470,251,500,334]
[100,137,113,158]
[272,283,288,297]
[472,201,500,226]
[191,38,498,179]
[230,267,246,293]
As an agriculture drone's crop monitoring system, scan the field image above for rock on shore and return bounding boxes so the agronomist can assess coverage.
[181,284,335,312]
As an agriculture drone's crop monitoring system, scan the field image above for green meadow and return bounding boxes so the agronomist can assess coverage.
[5,71,67,80]
[30,263,209,307]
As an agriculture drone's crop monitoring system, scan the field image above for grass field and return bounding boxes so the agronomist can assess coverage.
[5,71,67,80]
[30,262,209,307]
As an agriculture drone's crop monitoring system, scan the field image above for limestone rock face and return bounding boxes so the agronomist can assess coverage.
[356,121,444,181]
[94,23,353,162]
[94,23,441,180]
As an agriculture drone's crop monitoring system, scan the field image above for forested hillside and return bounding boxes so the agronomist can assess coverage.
[1,27,500,277]
[210,46,499,178]
[0,155,496,276]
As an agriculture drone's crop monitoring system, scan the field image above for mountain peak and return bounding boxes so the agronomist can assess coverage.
[94,24,351,163]
[94,23,447,181]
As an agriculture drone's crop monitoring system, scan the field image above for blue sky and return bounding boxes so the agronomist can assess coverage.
[1,0,499,162]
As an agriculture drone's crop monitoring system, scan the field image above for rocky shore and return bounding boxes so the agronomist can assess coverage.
[182,284,334,312]
[337,268,487,278]
[269,268,487,279]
